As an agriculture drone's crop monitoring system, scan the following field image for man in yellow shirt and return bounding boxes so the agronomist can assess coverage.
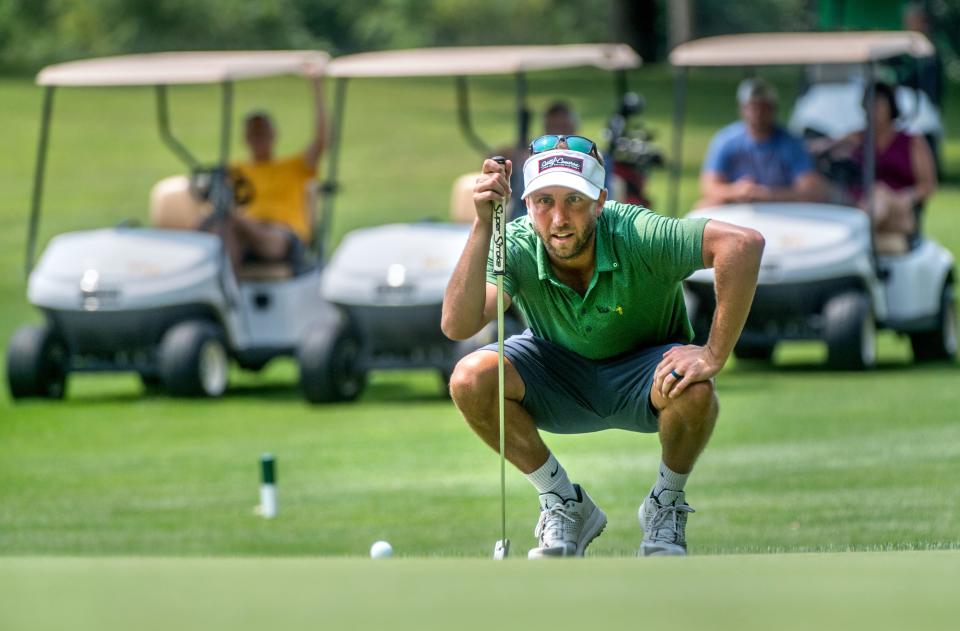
[210,77,326,271]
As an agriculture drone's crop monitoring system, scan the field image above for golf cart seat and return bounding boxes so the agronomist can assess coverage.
[450,172,481,223]
[235,261,295,281]
[149,175,211,229]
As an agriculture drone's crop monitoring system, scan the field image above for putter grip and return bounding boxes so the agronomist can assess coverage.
[491,156,507,275]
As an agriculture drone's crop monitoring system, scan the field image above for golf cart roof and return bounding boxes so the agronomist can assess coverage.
[37,50,330,87]
[669,31,934,67]
[327,44,640,78]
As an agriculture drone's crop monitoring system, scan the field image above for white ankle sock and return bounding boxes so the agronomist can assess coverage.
[525,452,576,499]
[652,461,689,504]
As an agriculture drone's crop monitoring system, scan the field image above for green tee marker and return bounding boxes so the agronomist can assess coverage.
[259,454,277,518]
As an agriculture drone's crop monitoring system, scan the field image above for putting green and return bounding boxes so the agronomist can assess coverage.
[1,551,957,630]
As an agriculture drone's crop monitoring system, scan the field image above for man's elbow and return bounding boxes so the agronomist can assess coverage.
[718,227,764,265]
[441,312,473,341]
[740,228,765,261]
[440,312,460,341]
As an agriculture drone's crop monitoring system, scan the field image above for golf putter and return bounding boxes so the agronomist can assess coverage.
[491,155,510,561]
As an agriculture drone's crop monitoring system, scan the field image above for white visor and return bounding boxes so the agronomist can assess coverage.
[521,149,605,201]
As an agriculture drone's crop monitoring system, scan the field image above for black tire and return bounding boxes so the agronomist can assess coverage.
[237,358,270,372]
[139,372,162,393]
[824,292,876,370]
[733,340,775,362]
[159,320,229,397]
[298,321,366,403]
[6,324,68,400]
[910,283,957,362]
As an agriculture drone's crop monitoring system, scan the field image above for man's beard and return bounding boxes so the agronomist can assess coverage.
[537,218,597,261]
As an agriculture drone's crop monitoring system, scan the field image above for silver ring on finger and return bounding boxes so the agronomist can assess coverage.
[670,369,683,380]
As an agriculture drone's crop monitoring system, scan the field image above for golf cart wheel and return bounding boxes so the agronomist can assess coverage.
[440,316,524,389]
[237,358,270,372]
[298,322,366,404]
[824,292,876,370]
[733,340,776,362]
[139,372,163,393]
[910,282,957,362]
[159,320,229,397]
[6,324,68,400]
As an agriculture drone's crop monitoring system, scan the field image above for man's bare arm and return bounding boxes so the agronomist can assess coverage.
[763,172,826,202]
[654,219,764,398]
[441,159,513,340]
[303,77,326,169]
[700,219,765,364]
[703,171,825,206]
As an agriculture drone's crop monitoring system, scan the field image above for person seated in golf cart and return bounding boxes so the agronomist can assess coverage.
[454,102,586,223]
[698,79,826,207]
[816,82,937,253]
[201,77,326,272]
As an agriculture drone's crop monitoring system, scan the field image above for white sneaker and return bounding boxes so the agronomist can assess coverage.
[638,489,695,557]
[528,484,606,559]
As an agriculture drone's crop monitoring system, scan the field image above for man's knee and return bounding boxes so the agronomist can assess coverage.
[687,379,716,401]
[664,380,717,419]
[448,351,497,409]
[687,381,718,425]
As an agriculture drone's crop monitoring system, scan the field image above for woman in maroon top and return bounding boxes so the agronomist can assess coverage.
[853,83,937,242]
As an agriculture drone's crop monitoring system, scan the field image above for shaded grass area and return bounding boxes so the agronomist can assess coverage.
[1,66,959,557]
[2,553,959,631]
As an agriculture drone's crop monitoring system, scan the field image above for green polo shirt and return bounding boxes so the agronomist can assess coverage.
[486,201,709,360]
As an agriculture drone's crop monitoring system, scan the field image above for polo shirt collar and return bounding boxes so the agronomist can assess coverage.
[534,212,620,281]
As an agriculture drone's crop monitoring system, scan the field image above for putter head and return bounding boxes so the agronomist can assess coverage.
[493,539,510,560]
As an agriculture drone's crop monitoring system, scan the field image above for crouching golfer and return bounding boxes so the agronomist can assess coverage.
[441,135,764,557]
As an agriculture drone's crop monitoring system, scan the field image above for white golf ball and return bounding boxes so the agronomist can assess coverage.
[370,540,393,559]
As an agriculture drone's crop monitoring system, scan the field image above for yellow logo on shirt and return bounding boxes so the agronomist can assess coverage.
[597,304,626,316]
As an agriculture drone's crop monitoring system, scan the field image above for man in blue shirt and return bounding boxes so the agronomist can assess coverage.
[699,79,825,207]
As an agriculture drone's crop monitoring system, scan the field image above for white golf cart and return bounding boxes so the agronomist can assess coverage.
[6,51,346,400]
[668,32,955,369]
[301,45,642,402]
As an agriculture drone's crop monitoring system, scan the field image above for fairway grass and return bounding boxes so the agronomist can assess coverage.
[2,552,959,630]
[1,361,959,557]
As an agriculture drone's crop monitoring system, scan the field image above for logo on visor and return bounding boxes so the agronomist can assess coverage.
[538,155,583,173]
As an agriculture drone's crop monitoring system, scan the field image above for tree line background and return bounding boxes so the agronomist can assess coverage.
[0,0,810,72]
[0,0,958,73]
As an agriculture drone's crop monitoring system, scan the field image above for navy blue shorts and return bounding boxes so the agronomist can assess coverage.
[481,331,680,435]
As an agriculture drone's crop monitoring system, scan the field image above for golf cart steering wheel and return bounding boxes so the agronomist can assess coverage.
[819,154,861,191]
[189,167,256,207]
[804,130,862,194]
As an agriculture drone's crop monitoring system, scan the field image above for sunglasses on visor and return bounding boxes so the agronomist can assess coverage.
[528,134,598,157]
